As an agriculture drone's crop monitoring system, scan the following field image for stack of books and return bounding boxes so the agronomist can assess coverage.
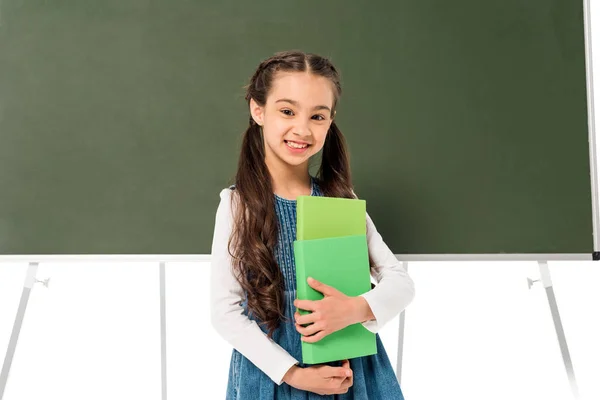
[294,196,377,364]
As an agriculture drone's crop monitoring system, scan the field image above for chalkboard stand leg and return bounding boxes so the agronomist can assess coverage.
[160,262,167,400]
[395,261,408,385]
[536,261,580,400]
[0,262,39,400]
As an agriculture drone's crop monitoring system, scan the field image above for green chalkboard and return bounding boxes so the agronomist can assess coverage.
[0,0,596,256]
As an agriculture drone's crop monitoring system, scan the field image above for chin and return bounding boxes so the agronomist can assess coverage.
[283,157,310,167]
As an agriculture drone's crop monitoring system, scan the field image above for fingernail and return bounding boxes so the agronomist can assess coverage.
[307,277,314,283]
[346,371,351,377]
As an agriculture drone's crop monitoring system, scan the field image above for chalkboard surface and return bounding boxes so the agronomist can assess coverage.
[0,1,595,256]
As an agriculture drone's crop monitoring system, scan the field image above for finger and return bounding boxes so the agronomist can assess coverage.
[329,377,351,394]
[301,330,327,343]
[340,373,353,389]
[295,321,321,336]
[340,378,353,390]
[327,376,346,385]
[307,277,339,296]
[294,299,318,312]
[331,385,350,395]
[295,311,318,326]
[324,366,353,379]
[323,378,349,395]
[340,360,353,384]
[326,376,346,392]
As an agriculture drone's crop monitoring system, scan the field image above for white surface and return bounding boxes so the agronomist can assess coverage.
[1,262,599,400]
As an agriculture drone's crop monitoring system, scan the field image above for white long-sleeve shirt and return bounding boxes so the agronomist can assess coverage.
[209,188,415,385]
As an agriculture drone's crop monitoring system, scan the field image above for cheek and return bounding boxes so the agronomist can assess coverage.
[314,126,330,145]
[263,122,286,142]
[267,120,293,138]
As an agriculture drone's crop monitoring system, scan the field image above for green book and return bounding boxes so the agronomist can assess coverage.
[294,234,376,364]
[296,196,366,240]
[294,196,376,364]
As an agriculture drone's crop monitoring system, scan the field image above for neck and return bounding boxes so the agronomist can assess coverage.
[265,157,312,200]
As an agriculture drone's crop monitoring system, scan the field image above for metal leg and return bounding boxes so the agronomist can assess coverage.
[396,261,407,384]
[537,261,580,400]
[160,262,167,400]
[0,262,39,400]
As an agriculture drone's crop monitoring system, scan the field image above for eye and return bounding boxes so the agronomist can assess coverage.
[281,109,294,116]
[312,114,326,121]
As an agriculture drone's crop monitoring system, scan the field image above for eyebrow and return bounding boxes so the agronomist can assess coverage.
[275,98,331,112]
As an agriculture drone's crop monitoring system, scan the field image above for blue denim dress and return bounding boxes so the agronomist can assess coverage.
[226,180,404,399]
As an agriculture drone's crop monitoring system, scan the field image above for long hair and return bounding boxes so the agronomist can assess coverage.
[229,51,356,337]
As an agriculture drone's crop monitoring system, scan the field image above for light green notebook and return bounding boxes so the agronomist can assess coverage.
[294,195,376,364]
[296,196,366,240]
[294,234,376,364]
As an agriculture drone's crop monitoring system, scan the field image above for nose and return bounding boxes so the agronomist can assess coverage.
[292,119,310,137]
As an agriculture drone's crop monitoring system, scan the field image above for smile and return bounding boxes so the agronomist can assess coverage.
[285,140,310,149]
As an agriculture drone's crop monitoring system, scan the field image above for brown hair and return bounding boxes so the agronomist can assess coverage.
[229,51,356,337]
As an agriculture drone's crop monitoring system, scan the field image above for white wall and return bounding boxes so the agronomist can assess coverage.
[2,4,600,400]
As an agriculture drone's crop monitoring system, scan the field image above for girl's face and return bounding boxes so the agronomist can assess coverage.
[250,71,335,172]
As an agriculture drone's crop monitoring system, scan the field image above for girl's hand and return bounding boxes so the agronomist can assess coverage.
[283,359,353,395]
[293,277,373,343]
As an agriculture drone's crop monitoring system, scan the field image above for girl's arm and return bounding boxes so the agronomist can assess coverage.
[210,189,298,385]
[292,212,415,340]
[358,212,416,333]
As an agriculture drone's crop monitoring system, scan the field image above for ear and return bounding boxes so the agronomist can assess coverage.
[249,98,265,126]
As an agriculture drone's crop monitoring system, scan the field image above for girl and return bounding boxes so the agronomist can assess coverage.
[210,50,415,399]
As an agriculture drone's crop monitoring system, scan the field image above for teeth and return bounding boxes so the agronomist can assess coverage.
[286,141,308,149]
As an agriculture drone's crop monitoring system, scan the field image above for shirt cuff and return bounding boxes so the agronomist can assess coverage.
[359,293,384,333]
[273,357,300,385]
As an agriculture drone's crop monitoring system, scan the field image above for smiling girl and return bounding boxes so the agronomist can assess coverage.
[210,51,415,399]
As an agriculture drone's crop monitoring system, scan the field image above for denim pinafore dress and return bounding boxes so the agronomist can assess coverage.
[226,180,404,399]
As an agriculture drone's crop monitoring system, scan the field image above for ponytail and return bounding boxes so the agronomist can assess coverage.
[229,122,286,337]
[317,122,355,199]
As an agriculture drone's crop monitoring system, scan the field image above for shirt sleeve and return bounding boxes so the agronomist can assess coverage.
[209,189,299,385]
[359,212,416,333]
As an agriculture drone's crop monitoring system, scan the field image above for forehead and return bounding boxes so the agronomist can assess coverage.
[267,71,334,107]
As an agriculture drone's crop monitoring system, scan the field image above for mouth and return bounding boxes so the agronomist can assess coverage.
[284,140,310,150]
